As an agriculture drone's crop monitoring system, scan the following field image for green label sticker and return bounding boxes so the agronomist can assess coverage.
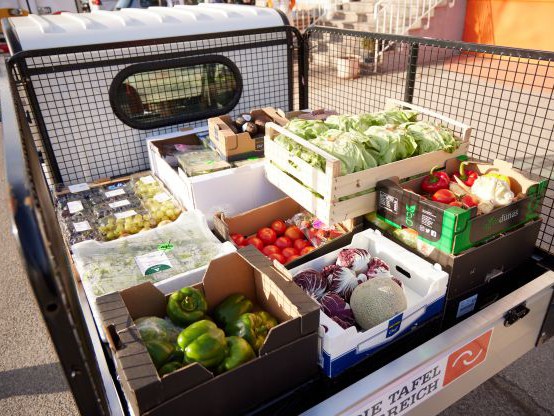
[158,242,174,252]
[145,264,172,275]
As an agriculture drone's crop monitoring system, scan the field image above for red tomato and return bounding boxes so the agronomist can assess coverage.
[270,219,287,236]
[275,236,293,249]
[300,246,316,256]
[262,245,281,256]
[230,233,246,246]
[257,227,277,245]
[284,225,304,241]
[286,254,301,264]
[246,236,264,251]
[293,239,311,251]
[282,247,299,258]
[269,253,286,264]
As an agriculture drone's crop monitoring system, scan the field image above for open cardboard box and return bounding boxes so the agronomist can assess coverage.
[213,196,363,269]
[147,129,285,228]
[376,158,547,255]
[97,246,320,415]
[208,107,290,162]
[367,212,543,300]
[286,229,448,377]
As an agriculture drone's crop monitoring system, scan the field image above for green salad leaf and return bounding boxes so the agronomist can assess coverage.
[273,107,458,175]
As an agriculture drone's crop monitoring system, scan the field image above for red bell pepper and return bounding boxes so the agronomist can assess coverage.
[421,166,450,194]
[432,189,456,204]
[451,161,478,187]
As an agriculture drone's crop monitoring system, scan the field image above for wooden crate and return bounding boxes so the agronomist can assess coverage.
[264,99,472,225]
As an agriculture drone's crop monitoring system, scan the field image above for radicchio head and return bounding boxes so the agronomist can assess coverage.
[366,257,391,279]
[329,266,367,301]
[320,292,356,329]
[336,248,371,274]
[321,264,340,285]
[293,269,328,301]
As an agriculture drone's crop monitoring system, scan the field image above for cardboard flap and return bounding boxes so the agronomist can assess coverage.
[121,282,167,319]
[202,251,257,309]
[161,362,213,399]
[212,211,229,240]
[116,327,161,386]
[96,291,135,332]
[262,107,289,126]
[222,197,302,237]
[259,317,304,355]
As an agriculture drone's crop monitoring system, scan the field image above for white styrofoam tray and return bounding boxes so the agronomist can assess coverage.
[289,228,448,377]
[147,130,285,228]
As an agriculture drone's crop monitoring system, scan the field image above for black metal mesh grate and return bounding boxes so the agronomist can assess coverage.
[306,27,554,253]
[9,27,302,186]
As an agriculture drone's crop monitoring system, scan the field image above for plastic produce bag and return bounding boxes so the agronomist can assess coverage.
[72,210,228,298]
[177,150,232,177]
[135,316,183,344]
[288,211,346,248]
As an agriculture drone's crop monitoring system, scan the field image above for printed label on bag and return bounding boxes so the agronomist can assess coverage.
[67,200,84,214]
[135,251,172,276]
[154,192,171,203]
[73,221,91,233]
[109,199,130,209]
[68,183,90,193]
[140,175,156,184]
[114,210,137,219]
[105,188,126,198]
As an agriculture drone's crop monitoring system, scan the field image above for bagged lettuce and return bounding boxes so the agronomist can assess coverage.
[273,107,458,176]
[286,118,329,140]
[364,126,417,165]
[372,108,418,126]
[402,121,459,154]
[312,131,378,175]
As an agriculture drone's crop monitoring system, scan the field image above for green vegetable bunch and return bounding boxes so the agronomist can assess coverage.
[137,288,278,377]
[275,107,459,175]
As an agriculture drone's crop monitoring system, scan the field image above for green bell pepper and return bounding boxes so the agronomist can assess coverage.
[213,294,253,327]
[177,320,226,369]
[216,336,256,374]
[145,339,183,370]
[167,287,208,327]
[225,311,278,352]
[158,361,183,376]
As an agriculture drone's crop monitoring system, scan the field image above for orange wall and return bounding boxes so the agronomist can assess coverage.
[464,0,554,51]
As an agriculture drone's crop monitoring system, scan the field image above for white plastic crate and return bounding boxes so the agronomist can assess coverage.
[288,228,448,377]
[147,130,285,228]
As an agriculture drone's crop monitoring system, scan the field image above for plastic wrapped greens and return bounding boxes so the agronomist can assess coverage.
[177,150,232,177]
[72,210,231,298]
[401,121,459,155]
[275,107,459,175]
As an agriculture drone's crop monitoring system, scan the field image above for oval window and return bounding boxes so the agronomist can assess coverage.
[109,55,243,130]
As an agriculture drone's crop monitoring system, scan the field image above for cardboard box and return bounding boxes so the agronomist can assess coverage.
[147,129,285,227]
[212,196,363,269]
[287,229,449,377]
[376,158,547,255]
[208,108,289,162]
[97,247,320,415]
[441,256,549,329]
[367,214,543,300]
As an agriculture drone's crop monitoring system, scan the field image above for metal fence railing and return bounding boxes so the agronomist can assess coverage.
[306,27,554,254]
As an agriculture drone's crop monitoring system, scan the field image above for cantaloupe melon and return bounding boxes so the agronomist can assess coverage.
[350,277,408,330]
